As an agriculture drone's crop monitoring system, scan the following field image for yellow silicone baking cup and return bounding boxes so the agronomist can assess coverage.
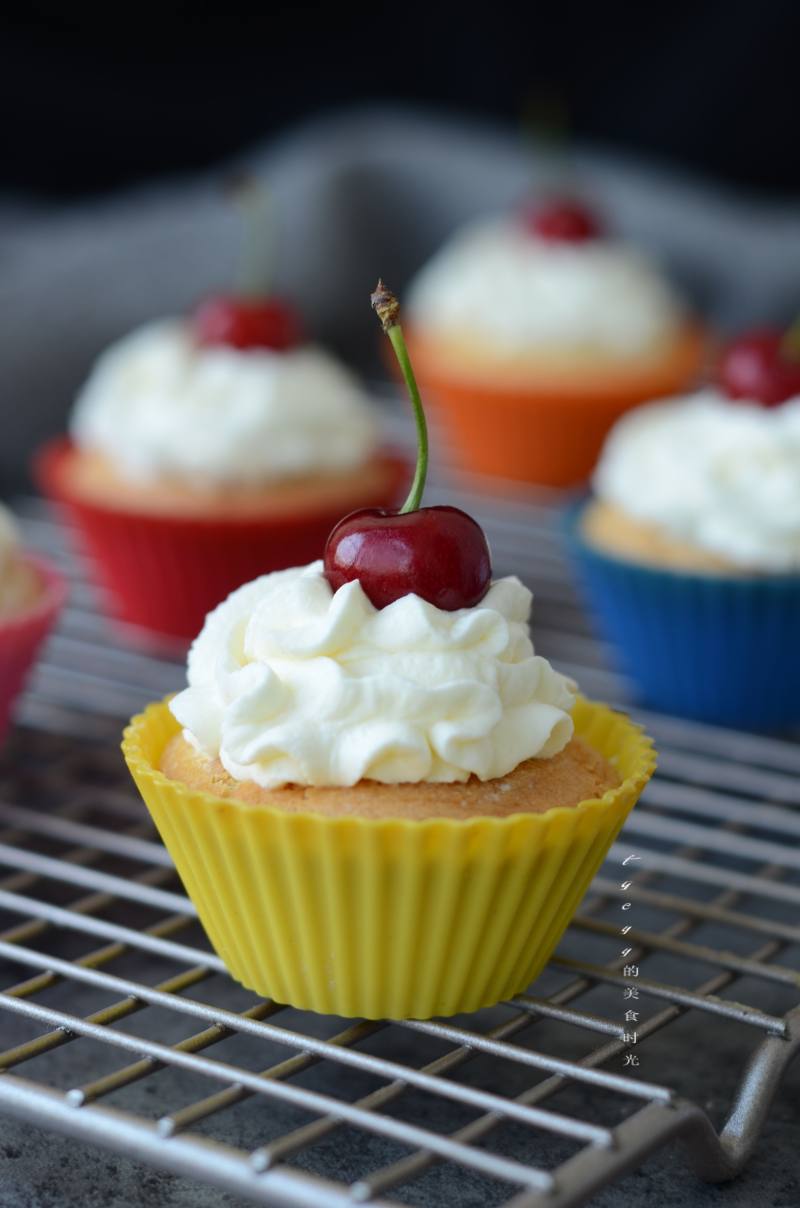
[122,697,655,1019]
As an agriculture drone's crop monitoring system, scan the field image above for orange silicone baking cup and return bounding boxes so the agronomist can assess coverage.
[123,697,656,1019]
[405,323,708,487]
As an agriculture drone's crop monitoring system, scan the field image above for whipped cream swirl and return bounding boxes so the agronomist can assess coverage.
[593,389,800,571]
[71,320,378,485]
[408,217,685,355]
[170,562,577,789]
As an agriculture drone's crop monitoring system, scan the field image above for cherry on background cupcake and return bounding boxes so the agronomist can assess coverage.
[718,322,800,407]
[194,294,303,351]
[193,176,305,353]
[521,196,603,243]
[194,175,304,353]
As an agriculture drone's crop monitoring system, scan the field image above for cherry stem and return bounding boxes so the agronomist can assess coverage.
[781,315,800,362]
[228,174,272,298]
[372,281,428,513]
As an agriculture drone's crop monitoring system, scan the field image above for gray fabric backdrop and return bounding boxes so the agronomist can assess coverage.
[3,105,800,490]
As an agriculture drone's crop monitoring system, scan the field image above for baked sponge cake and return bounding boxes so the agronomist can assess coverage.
[161,730,619,820]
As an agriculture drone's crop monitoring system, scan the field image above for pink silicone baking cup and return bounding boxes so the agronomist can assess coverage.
[0,554,68,742]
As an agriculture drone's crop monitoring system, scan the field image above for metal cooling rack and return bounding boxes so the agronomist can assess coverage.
[0,435,799,1207]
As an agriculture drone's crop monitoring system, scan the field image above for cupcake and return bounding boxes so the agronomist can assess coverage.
[123,282,655,1018]
[35,294,407,644]
[0,505,67,741]
[406,197,707,487]
[566,324,800,728]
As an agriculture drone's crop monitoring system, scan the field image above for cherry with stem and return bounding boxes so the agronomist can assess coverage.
[323,281,492,611]
[194,175,303,352]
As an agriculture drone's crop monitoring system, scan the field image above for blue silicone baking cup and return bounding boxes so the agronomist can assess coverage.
[563,499,800,730]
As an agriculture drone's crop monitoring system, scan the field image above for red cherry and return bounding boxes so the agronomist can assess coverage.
[323,506,492,611]
[523,197,602,243]
[194,294,303,351]
[717,328,800,407]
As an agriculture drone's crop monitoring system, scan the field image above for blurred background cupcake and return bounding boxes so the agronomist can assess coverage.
[0,504,66,741]
[34,223,409,644]
[566,322,800,729]
[405,197,707,487]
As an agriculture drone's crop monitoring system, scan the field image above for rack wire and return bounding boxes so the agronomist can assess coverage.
[0,426,798,1207]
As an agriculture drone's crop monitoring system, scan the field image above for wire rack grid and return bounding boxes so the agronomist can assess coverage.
[0,431,798,1208]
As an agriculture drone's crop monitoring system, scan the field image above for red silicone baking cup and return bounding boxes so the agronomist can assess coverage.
[34,439,410,644]
[0,555,67,742]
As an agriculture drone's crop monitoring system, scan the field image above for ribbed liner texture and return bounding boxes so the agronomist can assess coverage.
[123,697,655,1019]
[35,439,409,641]
[0,556,67,742]
[565,500,800,729]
